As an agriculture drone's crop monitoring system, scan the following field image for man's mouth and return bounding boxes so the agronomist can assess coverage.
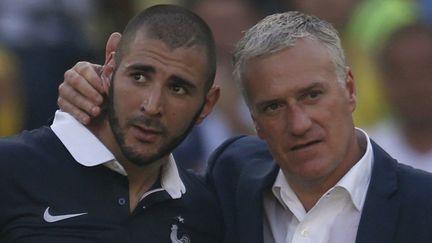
[291,140,321,151]
[132,125,162,142]
[133,124,162,134]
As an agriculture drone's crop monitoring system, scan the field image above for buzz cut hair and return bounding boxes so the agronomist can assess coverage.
[115,4,217,90]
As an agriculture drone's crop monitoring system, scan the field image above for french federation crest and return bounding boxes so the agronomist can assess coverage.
[170,224,191,243]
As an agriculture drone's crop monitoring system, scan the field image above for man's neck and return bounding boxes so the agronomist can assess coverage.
[123,157,166,212]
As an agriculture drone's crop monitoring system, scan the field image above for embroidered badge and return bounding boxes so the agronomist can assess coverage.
[170,224,191,243]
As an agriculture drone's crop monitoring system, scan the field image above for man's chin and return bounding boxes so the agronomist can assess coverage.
[129,155,163,167]
[122,148,166,167]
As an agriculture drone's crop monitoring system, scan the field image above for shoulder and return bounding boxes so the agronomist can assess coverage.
[0,128,42,157]
[205,135,276,198]
[211,135,269,155]
[204,136,276,242]
[0,127,54,156]
[392,163,432,232]
[396,163,432,197]
[178,167,218,203]
[0,127,61,172]
[372,141,432,202]
[207,135,273,174]
[177,166,223,214]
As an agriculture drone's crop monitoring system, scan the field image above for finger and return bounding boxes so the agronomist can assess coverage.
[57,97,92,125]
[90,63,108,95]
[73,61,105,95]
[64,66,104,105]
[58,81,101,118]
[92,63,103,76]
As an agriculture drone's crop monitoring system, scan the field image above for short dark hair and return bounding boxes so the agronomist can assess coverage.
[115,4,216,91]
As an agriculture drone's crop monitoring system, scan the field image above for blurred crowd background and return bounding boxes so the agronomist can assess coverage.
[1,0,432,173]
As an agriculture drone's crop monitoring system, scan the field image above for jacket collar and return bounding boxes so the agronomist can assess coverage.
[355,140,400,243]
[236,156,279,243]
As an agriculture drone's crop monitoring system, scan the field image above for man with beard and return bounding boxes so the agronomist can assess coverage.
[0,5,222,242]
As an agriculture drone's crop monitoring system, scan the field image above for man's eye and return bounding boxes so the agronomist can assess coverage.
[170,85,186,95]
[309,91,321,98]
[132,74,147,83]
[263,103,281,113]
[304,90,323,101]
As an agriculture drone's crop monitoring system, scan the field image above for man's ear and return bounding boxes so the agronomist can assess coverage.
[101,52,116,87]
[101,33,122,87]
[105,32,122,62]
[196,86,220,124]
[344,67,357,112]
[99,33,121,93]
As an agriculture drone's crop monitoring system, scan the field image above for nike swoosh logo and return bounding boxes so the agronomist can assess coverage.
[43,207,88,223]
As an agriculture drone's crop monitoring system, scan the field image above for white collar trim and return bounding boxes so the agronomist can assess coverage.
[51,110,186,198]
[335,128,373,210]
[50,110,115,166]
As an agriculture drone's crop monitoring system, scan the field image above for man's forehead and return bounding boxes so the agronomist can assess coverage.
[131,28,203,49]
[126,31,205,56]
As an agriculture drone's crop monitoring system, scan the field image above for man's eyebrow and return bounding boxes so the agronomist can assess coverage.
[125,64,155,73]
[169,75,198,91]
[299,82,326,93]
[254,82,326,108]
[125,63,198,90]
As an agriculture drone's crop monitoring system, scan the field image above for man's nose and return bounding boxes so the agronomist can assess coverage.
[287,105,312,136]
[140,86,163,116]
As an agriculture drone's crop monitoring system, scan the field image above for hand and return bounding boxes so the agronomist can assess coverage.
[58,61,105,125]
[57,32,121,125]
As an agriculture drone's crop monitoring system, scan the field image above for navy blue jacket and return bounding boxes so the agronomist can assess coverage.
[207,135,432,243]
[0,127,223,242]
